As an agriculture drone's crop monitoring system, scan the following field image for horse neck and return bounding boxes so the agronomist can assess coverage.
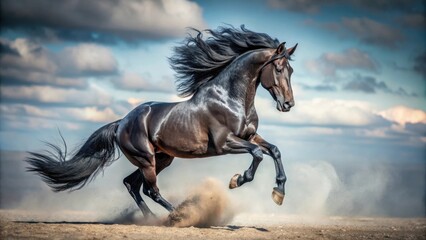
[215,49,273,110]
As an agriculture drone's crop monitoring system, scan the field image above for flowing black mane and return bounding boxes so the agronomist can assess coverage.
[170,25,280,97]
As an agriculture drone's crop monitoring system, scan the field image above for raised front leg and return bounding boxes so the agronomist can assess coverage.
[251,134,287,205]
[223,134,264,189]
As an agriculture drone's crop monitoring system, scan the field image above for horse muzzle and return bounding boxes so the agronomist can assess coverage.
[276,100,294,112]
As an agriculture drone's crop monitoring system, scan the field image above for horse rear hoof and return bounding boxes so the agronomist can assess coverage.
[229,174,241,189]
[272,187,284,205]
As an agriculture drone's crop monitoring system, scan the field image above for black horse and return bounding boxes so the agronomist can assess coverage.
[27,25,297,217]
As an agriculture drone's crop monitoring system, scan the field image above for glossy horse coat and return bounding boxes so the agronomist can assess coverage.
[26,26,298,217]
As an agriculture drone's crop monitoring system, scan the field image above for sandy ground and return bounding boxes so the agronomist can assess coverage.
[1,210,425,240]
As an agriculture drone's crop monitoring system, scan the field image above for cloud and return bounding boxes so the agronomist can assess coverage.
[341,17,404,48]
[305,17,404,48]
[255,97,424,144]
[112,72,175,93]
[58,44,118,76]
[0,104,121,134]
[400,13,426,29]
[0,68,87,88]
[305,48,378,76]
[267,0,417,14]
[343,76,384,93]
[0,38,118,88]
[1,149,424,218]
[63,107,120,123]
[256,97,389,127]
[413,51,426,79]
[373,106,426,140]
[267,0,331,14]
[378,106,426,126]
[299,83,337,92]
[0,38,56,72]
[0,85,113,107]
[343,74,419,97]
[1,0,207,43]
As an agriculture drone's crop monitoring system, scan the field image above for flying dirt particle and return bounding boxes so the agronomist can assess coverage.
[165,178,235,227]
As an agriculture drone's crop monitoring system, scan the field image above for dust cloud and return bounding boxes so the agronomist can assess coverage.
[105,178,235,227]
[1,150,425,222]
[165,178,235,227]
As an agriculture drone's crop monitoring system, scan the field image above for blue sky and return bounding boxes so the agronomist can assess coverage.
[0,0,425,217]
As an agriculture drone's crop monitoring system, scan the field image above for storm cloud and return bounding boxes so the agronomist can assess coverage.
[340,17,404,48]
[305,48,379,76]
[413,51,426,79]
[0,38,118,88]
[267,0,420,14]
[1,0,207,43]
[344,74,418,96]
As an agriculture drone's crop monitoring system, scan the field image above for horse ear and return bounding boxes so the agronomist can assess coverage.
[276,42,286,54]
[286,43,298,56]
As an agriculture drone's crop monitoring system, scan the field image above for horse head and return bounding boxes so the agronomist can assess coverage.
[259,42,297,112]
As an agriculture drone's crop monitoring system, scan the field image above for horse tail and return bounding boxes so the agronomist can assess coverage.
[26,120,121,192]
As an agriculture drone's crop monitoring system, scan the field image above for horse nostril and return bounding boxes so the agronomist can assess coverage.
[284,101,294,109]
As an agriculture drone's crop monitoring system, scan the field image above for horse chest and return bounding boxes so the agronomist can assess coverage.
[240,107,259,138]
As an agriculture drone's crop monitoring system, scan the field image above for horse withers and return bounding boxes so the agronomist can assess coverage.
[26,25,298,218]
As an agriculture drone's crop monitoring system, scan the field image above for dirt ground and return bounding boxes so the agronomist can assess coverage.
[1,210,425,240]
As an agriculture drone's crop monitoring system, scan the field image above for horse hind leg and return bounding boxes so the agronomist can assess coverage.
[141,155,175,212]
[123,169,154,217]
[126,151,175,213]
[154,152,174,175]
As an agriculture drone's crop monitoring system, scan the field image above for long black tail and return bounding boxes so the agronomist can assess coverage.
[26,120,121,192]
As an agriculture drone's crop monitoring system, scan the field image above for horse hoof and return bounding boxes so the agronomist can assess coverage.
[229,174,241,189]
[272,187,284,205]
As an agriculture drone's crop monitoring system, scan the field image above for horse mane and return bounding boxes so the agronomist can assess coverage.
[169,25,280,97]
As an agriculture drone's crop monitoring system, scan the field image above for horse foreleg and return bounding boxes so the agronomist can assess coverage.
[123,169,155,217]
[224,134,264,189]
[251,134,287,205]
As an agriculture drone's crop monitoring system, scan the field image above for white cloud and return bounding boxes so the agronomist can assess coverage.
[65,107,120,123]
[256,97,386,127]
[0,68,87,88]
[256,97,425,143]
[378,106,426,126]
[1,85,113,107]
[0,38,118,88]
[0,38,56,72]
[1,104,121,132]
[127,97,145,107]
[0,104,59,119]
[59,44,118,75]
